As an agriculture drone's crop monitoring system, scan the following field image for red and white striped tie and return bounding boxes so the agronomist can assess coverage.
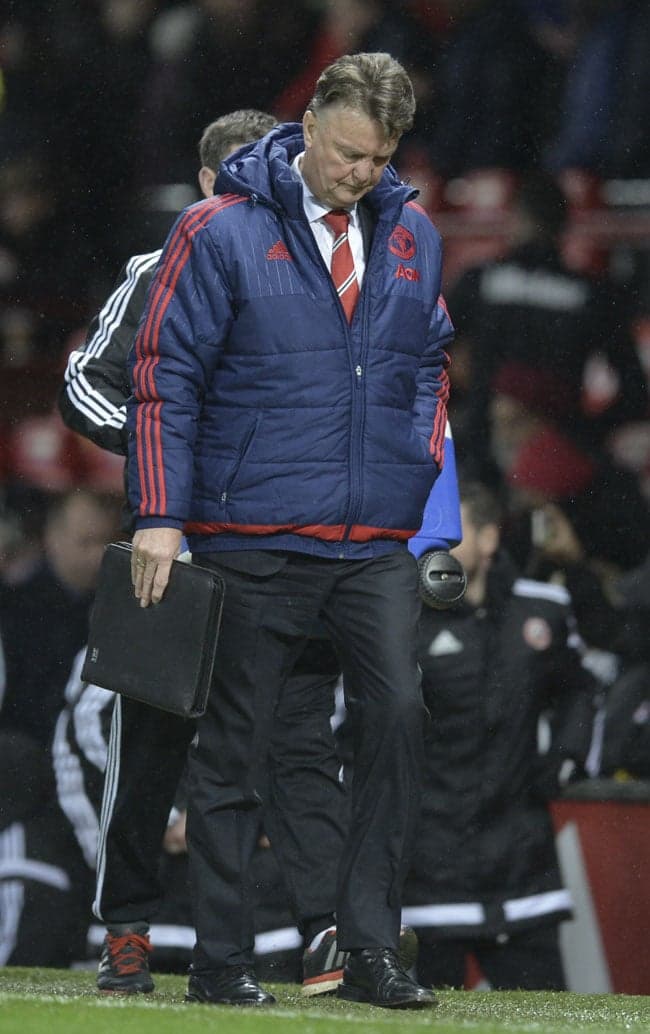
[323,210,359,323]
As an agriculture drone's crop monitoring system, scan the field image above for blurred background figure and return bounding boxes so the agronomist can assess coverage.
[595,552,650,781]
[523,521,650,785]
[0,488,119,968]
[0,488,120,752]
[445,170,648,480]
[403,480,598,990]
[543,0,650,179]
[482,360,650,576]
[420,0,549,179]
[132,1,316,197]
[0,153,88,364]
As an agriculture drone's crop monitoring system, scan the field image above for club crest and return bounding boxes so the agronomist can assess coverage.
[388,224,416,261]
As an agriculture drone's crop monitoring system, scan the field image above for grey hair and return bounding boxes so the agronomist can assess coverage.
[308,52,415,139]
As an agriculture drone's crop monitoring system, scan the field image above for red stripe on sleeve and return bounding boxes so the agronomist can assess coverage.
[429,353,450,466]
[135,403,149,514]
[132,194,245,516]
[143,402,158,514]
[152,401,166,513]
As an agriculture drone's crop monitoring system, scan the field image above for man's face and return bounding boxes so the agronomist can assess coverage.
[301,104,398,209]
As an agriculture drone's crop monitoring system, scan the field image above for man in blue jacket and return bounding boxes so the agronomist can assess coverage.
[128,52,452,1010]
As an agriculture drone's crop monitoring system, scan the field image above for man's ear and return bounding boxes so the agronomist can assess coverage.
[303,110,316,149]
[198,166,216,198]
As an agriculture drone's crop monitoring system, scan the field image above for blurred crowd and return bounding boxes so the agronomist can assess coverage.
[1,0,650,364]
[1,0,650,987]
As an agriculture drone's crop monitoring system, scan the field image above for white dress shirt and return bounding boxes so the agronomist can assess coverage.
[291,153,366,287]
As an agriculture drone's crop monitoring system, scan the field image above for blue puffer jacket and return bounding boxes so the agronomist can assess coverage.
[127,124,453,559]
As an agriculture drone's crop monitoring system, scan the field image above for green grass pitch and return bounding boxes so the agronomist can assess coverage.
[1,968,649,1034]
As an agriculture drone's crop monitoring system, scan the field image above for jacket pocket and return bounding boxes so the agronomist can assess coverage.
[219,415,261,505]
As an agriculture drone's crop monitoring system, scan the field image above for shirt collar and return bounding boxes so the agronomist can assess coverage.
[291,152,360,228]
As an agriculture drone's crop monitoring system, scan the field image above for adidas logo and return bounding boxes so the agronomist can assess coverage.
[428,630,463,657]
[266,240,292,261]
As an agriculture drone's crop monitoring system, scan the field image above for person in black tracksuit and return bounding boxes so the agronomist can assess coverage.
[50,645,322,976]
[58,110,349,994]
[446,170,648,482]
[403,481,598,990]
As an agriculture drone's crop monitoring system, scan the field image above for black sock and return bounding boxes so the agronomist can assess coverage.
[106,921,150,937]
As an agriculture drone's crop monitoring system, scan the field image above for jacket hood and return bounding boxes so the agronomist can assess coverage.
[216,121,416,222]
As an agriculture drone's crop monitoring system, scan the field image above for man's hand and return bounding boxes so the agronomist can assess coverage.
[163,809,187,855]
[131,527,183,607]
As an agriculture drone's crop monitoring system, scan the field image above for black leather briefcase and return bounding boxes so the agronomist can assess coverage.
[81,542,225,718]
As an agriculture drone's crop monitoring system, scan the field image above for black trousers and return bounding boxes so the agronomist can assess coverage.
[94,634,347,932]
[262,639,350,929]
[93,696,194,924]
[186,549,424,970]
[415,925,566,991]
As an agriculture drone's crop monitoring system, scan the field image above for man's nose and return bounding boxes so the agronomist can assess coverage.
[352,159,373,183]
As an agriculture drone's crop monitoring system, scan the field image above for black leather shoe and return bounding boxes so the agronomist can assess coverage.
[337,948,437,1009]
[185,967,275,1006]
